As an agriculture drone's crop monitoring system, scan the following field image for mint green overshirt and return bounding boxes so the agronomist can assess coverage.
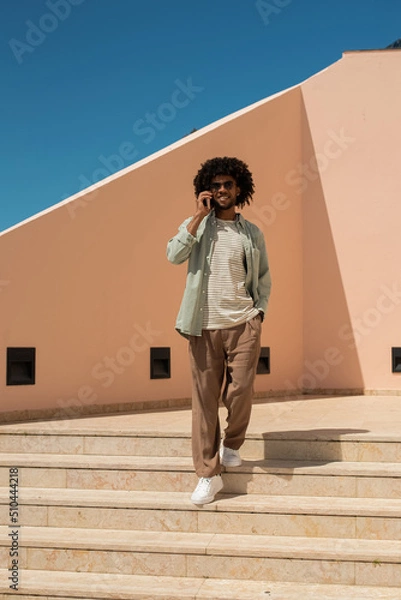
[167,211,272,338]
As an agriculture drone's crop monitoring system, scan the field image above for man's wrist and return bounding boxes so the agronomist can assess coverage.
[186,213,205,237]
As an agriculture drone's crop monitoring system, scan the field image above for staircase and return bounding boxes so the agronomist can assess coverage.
[1,396,401,599]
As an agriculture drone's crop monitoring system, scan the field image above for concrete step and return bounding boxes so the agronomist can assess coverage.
[1,399,401,596]
[1,453,401,497]
[0,431,191,458]
[1,428,400,462]
[2,570,401,600]
[1,526,401,586]
[1,487,401,539]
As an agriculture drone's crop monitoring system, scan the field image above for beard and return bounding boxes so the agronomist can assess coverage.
[214,197,236,211]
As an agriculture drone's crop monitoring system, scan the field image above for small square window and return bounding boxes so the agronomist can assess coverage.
[7,348,36,385]
[150,347,171,379]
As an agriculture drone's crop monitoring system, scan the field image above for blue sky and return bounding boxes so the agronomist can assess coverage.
[1,0,400,232]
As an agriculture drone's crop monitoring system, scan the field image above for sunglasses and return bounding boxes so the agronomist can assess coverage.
[210,181,235,192]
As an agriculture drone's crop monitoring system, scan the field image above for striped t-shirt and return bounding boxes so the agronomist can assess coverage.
[202,218,259,329]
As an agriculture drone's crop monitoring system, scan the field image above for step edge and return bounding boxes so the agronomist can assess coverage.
[2,454,401,474]
[1,526,400,562]
[1,488,401,517]
[2,570,401,600]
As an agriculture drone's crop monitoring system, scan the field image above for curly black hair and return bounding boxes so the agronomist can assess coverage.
[193,157,255,208]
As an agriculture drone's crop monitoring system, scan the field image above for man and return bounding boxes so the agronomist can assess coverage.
[167,156,271,505]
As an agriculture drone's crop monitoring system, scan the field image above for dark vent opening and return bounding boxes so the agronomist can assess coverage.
[7,348,36,385]
[150,347,171,379]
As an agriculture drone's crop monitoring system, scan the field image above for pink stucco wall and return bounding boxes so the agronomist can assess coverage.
[0,49,400,417]
[301,50,401,392]
[0,85,302,415]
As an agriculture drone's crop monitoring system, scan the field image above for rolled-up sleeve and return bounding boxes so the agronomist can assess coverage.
[166,219,197,265]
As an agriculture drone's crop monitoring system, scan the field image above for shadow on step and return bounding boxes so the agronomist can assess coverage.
[220,428,370,497]
[259,427,370,463]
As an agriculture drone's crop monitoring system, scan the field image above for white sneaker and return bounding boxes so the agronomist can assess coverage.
[220,443,242,467]
[190,475,223,504]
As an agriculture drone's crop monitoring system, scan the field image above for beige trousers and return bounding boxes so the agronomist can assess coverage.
[188,315,262,478]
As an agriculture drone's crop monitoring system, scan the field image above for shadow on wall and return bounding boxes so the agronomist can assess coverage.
[298,93,365,393]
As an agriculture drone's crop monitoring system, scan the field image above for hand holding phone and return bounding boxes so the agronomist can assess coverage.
[198,191,213,214]
[187,191,214,236]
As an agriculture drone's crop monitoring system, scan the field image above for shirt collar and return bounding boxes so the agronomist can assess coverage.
[210,211,245,229]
